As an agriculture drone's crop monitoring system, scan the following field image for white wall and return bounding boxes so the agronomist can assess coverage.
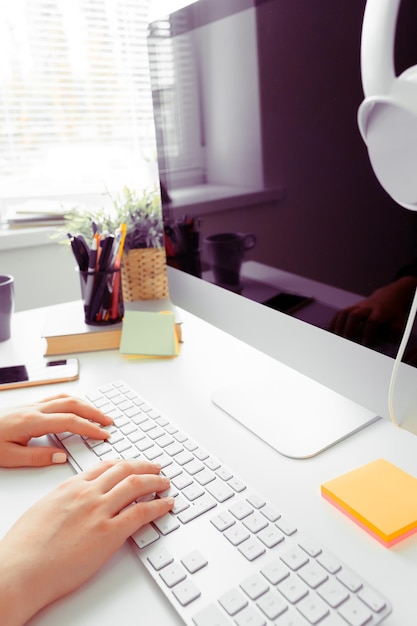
[0,232,79,311]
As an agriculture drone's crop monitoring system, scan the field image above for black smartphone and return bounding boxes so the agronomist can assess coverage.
[0,359,79,391]
[262,292,313,314]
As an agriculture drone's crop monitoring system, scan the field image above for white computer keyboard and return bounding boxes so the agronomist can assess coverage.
[54,380,392,626]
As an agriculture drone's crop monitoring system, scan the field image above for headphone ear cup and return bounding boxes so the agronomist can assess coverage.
[358,92,417,210]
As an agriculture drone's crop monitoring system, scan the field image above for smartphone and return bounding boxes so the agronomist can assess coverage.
[262,292,313,314]
[0,358,79,391]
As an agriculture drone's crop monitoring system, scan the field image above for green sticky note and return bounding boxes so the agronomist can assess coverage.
[120,310,176,356]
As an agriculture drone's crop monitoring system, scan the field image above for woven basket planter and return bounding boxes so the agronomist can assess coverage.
[121,248,169,302]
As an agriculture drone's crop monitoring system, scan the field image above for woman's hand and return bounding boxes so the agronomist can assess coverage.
[0,459,174,626]
[0,394,113,468]
[329,276,417,346]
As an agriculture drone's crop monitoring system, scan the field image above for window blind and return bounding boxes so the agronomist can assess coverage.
[148,8,205,190]
[0,0,157,212]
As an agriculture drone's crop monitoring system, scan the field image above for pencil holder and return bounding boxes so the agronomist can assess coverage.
[78,267,124,325]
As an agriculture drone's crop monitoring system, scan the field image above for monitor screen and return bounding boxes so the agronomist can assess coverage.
[148,0,417,445]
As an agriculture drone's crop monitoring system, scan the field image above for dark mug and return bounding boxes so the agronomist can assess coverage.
[0,275,15,341]
[204,232,256,287]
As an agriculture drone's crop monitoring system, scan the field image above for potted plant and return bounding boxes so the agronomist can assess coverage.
[59,186,169,301]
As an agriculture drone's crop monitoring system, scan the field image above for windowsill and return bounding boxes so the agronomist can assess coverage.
[0,226,57,250]
[164,184,286,219]
[0,184,286,250]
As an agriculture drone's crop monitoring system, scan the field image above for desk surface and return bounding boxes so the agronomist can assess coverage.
[1,304,416,625]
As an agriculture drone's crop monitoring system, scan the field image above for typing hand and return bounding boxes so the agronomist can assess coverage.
[0,459,174,626]
[329,276,417,346]
[0,394,113,468]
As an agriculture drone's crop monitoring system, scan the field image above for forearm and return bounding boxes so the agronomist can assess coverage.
[0,547,43,626]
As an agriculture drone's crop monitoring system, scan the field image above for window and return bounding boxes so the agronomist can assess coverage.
[148,10,205,191]
[0,0,159,217]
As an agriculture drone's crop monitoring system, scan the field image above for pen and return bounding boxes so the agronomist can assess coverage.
[68,233,89,274]
[84,236,98,319]
[87,235,115,322]
[111,223,126,320]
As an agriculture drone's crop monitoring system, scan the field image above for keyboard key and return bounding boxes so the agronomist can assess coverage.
[147,546,174,571]
[298,561,328,589]
[240,573,269,600]
[181,550,208,574]
[278,575,309,603]
[256,589,288,620]
[224,523,250,546]
[317,578,349,608]
[242,513,269,534]
[172,473,193,491]
[358,587,387,612]
[153,512,180,535]
[336,568,363,593]
[63,435,99,470]
[178,494,217,523]
[280,547,309,571]
[234,605,267,626]
[238,537,266,561]
[246,493,266,509]
[260,559,290,585]
[93,441,112,456]
[261,504,280,522]
[192,603,231,626]
[206,478,235,503]
[297,594,329,624]
[275,517,297,536]
[131,524,159,549]
[159,561,187,588]
[229,477,246,493]
[229,500,254,520]
[337,596,373,626]
[317,551,342,575]
[257,525,285,549]
[172,494,190,515]
[172,579,201,606]
[194,468,216,486]
[219,588,248,615]
[183,483,205,501]
[211,511,236,532]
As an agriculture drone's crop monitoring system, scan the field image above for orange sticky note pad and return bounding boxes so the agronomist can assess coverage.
[321,459,417,547]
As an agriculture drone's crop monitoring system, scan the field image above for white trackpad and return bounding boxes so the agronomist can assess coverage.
[212,369,379,459]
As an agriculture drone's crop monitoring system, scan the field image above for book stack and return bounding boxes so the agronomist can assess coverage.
[6,201,68,228]
[42,300,182,357]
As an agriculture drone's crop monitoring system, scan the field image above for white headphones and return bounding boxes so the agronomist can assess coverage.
[358,0,417,210]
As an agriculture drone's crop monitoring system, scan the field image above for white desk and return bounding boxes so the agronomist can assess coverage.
[0,304,416,625]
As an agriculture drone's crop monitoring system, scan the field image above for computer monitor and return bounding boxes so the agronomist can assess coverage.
[148,0,417,455]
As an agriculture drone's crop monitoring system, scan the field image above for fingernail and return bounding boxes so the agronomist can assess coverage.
[52,452,67,464]
[166,497,175,506]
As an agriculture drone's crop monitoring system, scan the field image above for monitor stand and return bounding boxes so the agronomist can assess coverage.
[212,366,380,459]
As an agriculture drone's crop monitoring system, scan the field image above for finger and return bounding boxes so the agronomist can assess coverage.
[361,317,381,346]
[105,473,171,515]
[119,496,175,537]
[329,309,350,335]
[37,393,72,403]
[95,460,163,493]
[343,310,371,341]
[38,397,112,427]
[78,458,151,482]
[30,413,112,441]
[0,444,68,468]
